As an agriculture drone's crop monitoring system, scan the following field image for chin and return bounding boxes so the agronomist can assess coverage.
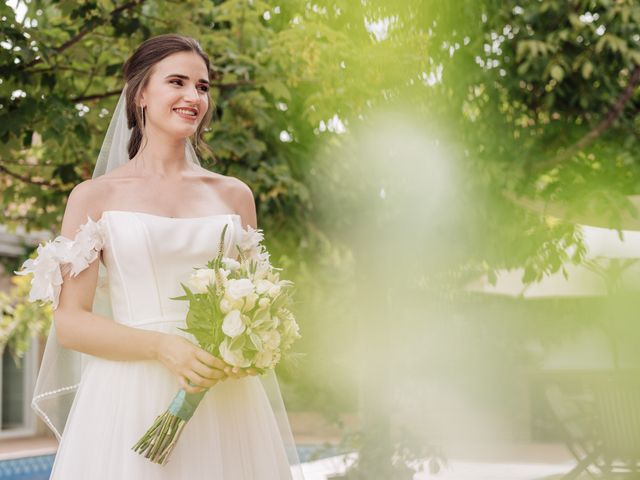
[164,125,198,140]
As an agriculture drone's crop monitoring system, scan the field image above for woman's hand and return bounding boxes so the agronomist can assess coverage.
[153,333,228,394]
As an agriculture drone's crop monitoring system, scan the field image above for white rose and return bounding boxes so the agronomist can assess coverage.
[222,310,245,337]
[187,268,216,294]
[222,258,240,271]
[226,278,255,300]
[219,338,251,368]
[258,297,270,308]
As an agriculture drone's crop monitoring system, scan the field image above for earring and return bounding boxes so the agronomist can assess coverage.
[140,105,146,127]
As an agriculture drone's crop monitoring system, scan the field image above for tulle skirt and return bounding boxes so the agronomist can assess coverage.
[49,322,295,479]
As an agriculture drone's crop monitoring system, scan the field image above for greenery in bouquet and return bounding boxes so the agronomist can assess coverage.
[176,223,301,372]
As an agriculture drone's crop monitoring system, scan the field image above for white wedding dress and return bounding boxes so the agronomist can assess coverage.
[24,210,302,479]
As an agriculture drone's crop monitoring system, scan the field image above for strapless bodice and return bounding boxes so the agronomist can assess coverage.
[98,210,241,326]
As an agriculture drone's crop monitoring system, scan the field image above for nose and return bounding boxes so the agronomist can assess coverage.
[183,83,199,103]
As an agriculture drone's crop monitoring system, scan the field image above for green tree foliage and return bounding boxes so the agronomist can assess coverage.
[2,0,639,275]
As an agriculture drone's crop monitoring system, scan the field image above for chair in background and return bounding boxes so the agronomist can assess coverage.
[588,372,640,477]
[544,381,602,480]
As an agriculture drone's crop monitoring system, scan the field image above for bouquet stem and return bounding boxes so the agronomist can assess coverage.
[132,388,207,465]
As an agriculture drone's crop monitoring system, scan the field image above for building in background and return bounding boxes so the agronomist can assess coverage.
[0,223,51,440]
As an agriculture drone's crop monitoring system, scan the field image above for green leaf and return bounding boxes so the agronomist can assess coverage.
[262,80,292,101]
[249,332,262,350]
[550,64,564,82]
[581,61,593,79]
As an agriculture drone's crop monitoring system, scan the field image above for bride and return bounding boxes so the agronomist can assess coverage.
[16,33,304,479]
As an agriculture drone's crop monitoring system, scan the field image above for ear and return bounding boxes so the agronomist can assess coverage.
[136,90,147,108]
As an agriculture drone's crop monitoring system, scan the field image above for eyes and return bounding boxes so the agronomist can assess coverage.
[169,79,209,93]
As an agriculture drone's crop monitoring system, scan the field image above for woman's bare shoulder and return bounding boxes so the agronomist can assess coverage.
[59,178,112,238]
[195,167,256,227]
[195,166,252,193]
[67,177,113,216]
[69,177,112,201]
[91,162,142,182]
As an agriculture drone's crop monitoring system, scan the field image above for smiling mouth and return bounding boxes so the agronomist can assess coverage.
[173,108,198,120]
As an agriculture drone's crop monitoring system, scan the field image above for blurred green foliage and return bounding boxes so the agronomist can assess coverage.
[0,274,51,366]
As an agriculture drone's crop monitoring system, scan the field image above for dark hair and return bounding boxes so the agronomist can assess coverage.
[122,33,215,161]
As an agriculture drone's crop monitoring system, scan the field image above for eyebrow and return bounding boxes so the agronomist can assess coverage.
[165,73,209,85]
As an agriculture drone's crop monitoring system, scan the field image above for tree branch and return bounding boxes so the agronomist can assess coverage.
[29,66,93,75]
[503,190,640,230]
[534,65,640,172]
[0,164,58,189]
[72,90,123,102]
[23,0,147,70]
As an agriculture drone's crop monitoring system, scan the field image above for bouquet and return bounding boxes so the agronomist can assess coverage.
[132,223,302,465]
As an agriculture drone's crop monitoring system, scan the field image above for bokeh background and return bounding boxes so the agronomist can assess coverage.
[2,0,640,478]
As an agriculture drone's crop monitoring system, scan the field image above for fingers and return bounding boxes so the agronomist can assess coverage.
[180,376,209,394]
[190,360,225,381]
[221,365,259,379]
[223,365,243,378]
[182,371,218,392]
[194,349,227,370]
[191,346,259,380]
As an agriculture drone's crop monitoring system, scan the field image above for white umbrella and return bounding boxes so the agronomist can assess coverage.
[467,224,640,298]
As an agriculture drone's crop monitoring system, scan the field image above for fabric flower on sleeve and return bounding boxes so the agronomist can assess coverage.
[14,215,107,310]
[65,216,106,275]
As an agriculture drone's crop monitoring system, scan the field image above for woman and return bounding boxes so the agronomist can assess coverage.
[16,34,304,479]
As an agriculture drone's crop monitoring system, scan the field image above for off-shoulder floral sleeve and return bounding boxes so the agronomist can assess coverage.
[14,215,107,310]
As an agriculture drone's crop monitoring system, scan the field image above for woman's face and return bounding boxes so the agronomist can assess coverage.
[139,51,210,140]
